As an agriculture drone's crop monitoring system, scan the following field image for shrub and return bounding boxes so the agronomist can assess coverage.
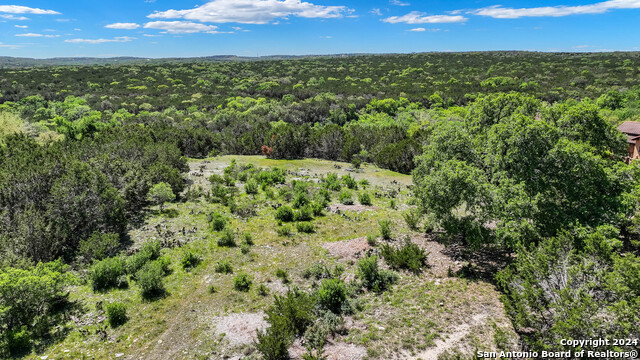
[230,197,258,218]
[389,199,396,210]
[403,209,422,230]
[275,268,290,284]
[338,190,354,205]
[275,205,295,222]
[255,315,293,360]
[208,284,217,294]
[78,232,120,262]
[209,212,227,231]
[379,219,393,240]
[242,232,254,246]
[5,326,31,355]
[366,234,377,247]
[126,240,161,275]
[90,256,127,291]
[257,283,270,297]
[356,256,397,293]
[157,255,172,275]
[296,222,315,234]
[217,228,236,247]
[380,240,428,273]
[180,250,201,270]
[245,178,259,195]
[277,225,292,237]
[317,279,347,313]
[268,289,316,337]
[358,192,372,206]
[359,179,370,189]
[240,243,251,254]
[214,260,233,274]
[302,263,332,280]
[294,205,314,222]
[136,261,165,299]
[292,192,311,209]
[311,202,325,216]
[0,261,72,353]
[342,174,358,190]
[233,272,253,291]
[106,302,127,328]
[323,173,341,191]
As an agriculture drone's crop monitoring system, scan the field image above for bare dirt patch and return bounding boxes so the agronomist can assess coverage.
[322,237,373,262]
[289,339,367,360]
[213,312,268,346]
[329,204,379,213]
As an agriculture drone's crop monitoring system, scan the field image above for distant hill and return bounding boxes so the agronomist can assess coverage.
[0,54,366,68]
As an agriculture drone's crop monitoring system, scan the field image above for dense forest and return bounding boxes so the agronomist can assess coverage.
[0,52,639,359]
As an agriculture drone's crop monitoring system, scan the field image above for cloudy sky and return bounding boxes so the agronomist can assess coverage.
[1,0,639,58]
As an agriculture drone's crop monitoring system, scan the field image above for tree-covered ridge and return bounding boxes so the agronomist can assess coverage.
[3,52,640,110]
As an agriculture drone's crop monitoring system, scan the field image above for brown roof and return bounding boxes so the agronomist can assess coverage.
[618,121,640,135]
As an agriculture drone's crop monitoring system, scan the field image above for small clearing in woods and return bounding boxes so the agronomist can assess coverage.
[38,156,518,360]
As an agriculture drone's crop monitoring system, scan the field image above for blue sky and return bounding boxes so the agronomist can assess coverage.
[0,0,639,58]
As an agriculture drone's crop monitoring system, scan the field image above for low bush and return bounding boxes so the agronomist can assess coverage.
[294,205,314,222]
[380,240,428,273]
[255,315,293,360]
[403,209,422,230]
[379,219,393,240]
[209,212,227,231]
[214,260,233,273]
[242,232,254,246]
[292,192,311,209]
[180,250,201,270]
[358,192,372,206]
[275,268,290,284]
[233,272,253,291]
[268,289,316,337]
[339,190,354,205]
[90,256,127,291]
[136,261,165,299]
[245,178,259,195]
[106,302,127,328]
[275,205,295,222]
[342,174,358,190]
[240,243,251,254]
[296,222,315,233]
[316,279,347,314]
[356,255,397,293]
[126,241,161,275]
[257,283,270,297]
[217,228,236,247]
[277,225,292,236]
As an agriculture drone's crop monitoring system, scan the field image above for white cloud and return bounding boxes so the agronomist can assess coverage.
[147,0,352,24]
[0,5,59,15]
[383,11,467,24]
[144,21,221,33]
[407,27,440,32]
[143,33,162,37]
[14,24,27,28]
[0,14,29,20]
[65,36,135,44]
[390,0,410,6]
[471,1,640,19]
[105,22,140,29]
[370,8,382,16]
[15,33,42,37]
[0,42,22,49]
